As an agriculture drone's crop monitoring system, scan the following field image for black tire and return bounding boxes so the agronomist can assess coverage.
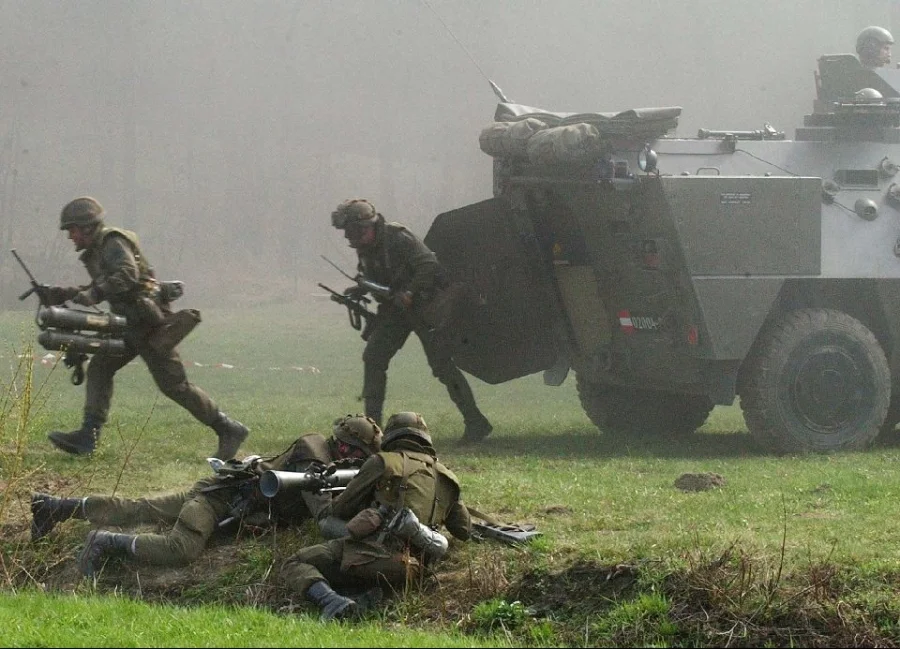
[576,375,714,437]
[739,309,890,453]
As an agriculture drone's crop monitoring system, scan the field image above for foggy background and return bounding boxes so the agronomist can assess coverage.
[0,0,896,308]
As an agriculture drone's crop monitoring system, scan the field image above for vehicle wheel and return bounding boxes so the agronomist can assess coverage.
[576,375,714,437]
[739,309,889,453]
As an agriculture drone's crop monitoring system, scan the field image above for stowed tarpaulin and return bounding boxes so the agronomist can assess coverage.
[479,102,682,164]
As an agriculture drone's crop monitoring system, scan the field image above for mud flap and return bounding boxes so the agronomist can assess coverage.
[425,198,562,384]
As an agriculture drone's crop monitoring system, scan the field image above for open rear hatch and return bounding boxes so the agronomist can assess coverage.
[425,198,562,384]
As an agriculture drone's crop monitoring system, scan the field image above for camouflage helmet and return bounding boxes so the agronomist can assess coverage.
[333,414,383,455]
[384,411,429,434]
[331,199,378,229]
[382,411,433,450]
[60,196,104,230]
[856,26,894,55]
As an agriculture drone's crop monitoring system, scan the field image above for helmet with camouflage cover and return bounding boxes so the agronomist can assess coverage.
[382,411,433,450]
[331,199,380,229]
[333,414,383,455]
[856,26,894,67]
[60,196,104,230]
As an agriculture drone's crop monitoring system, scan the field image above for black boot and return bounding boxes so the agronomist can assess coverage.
[77,530,135,578]
[211,411,249,460]
[461,412,493,444]
[48,416,103,455]
[364,401,383,430]
[305,580,358,621]
[31,493,84,541]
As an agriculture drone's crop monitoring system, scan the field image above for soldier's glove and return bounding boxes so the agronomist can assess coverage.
[33,284,53,305]
[343,285,368,300]
[71,287,99,307]
[37,285,78,306]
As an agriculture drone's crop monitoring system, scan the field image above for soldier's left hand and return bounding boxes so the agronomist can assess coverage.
[393,291,413,309]
[72,288,98,307]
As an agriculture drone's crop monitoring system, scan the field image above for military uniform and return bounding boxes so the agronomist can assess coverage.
[279,435,470,597]
[357,220,489,437]
[45,434,335,567]
[78,228,219,428]
[47,197,248,458]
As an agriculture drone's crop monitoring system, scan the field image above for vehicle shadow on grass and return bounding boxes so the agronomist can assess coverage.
[450,427,766,460]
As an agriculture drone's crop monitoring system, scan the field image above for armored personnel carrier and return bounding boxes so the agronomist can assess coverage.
[425,54,900,454]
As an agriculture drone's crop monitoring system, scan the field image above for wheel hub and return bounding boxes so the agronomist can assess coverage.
[790,347,869,432]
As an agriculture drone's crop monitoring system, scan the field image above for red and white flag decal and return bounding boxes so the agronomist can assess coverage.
[618,310,635,334]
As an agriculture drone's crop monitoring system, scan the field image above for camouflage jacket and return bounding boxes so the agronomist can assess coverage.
[356,221,446,306]
[324,437,471,541]
[77,226,157,315]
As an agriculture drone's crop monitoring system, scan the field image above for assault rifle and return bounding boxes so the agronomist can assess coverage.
[317,283,376,341]
[466,505,542,546]
[12,249,127,385]
[321,255,393,301]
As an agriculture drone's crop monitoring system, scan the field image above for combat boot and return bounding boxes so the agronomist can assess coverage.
[47,416,103,455]
[460,413,493,444]
[211,411,249,460]
[77,529,136,578]
[31,493,85,541]
[305,580,358,621]
[364,402,383,430]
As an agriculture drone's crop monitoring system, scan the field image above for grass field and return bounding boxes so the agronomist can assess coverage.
[3,300,900,647]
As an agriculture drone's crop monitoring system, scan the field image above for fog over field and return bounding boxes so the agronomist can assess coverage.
[0,0,894,307]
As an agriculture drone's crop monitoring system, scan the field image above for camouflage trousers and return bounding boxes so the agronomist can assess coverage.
[82,477,234,566]
[280,537,420,597]
[362,304,482,424]
[84,324,219,427]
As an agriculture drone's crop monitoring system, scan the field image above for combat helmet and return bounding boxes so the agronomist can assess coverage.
[333,414,383,455]
[856,26,894,65]
[382,411,433,450]
[331,199,379,229]
[855,87,884,101]
[60,197,104,230]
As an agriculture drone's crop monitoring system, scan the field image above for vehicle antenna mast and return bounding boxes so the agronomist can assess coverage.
[418,0,510,102]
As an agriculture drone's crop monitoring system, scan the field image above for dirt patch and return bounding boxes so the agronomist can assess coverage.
[508,560,639,618]
[674,472,726,492]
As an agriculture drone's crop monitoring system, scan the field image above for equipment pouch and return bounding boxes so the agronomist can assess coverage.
[345,507,385,540]
[126,296,166,330]
[159,281,185,303]
[148,308,201,354]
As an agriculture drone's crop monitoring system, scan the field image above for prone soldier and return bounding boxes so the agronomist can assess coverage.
[29,415,382,576]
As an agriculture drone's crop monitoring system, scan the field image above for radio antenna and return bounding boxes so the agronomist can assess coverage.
[418,0,511,102]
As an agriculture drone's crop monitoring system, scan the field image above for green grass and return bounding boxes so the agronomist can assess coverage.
[4,301,900,646]
[0,590,504,648]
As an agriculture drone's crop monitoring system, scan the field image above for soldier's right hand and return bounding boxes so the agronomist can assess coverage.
[36,285,76,306]
[343,285,368,300]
